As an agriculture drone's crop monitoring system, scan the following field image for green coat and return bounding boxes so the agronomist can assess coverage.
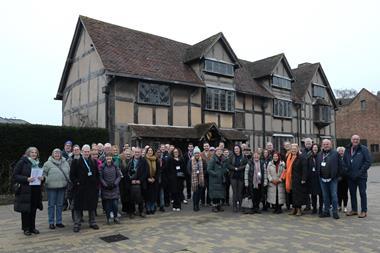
[207,155,226,200]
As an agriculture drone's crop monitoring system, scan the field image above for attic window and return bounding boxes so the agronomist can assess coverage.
[272,75,291,90]
[313,84,325,98]
[360,100,366,111]
[204,59,234,77]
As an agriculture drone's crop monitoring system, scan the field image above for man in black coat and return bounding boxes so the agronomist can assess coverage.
[126,147,148,218]
[183,143,194,202]
[343,135,372,218]
[316,139,341,219]
[70,144,99,232]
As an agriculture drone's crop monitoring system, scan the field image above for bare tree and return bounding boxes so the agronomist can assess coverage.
[334,88,358,99]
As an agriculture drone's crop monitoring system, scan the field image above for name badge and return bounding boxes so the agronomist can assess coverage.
[196,170,200,174]
[176,166,181,170]
[312,167,316,172]
[321,162,326,167]
[88,171,93,176]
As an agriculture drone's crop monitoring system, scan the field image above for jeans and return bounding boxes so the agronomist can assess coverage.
[105,199,118,219]
[231,179,244,208]
[159,188,165,208]
[46,188,65,225]
[320,178,338,214]
[348,178,367,212]
[193,186,202,209]
[146,201,156,212]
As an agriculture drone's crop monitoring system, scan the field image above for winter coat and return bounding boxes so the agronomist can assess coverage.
[119,159,131,204]
[342,144,372,180]
[207,155,226,200]
[245,160,267,194]
[191,156,205,192]
[100,162,121,200]
[13,156,43,213]
[167,157,186,193]
[70,156,99,211]
[228,155,248,181]
[145,156,160,202]
[315,149,341,181]
[42,156,70,189]
[291,154,309,207]
[125,157,148,191]
[267,160,286,205]
[307,153,322,195]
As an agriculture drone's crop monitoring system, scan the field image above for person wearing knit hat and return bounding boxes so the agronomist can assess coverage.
[193,146,201,155]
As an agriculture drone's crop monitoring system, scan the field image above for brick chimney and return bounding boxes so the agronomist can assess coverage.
[298,62,312,68]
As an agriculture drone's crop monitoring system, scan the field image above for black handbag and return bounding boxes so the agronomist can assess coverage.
[12,182,21,194]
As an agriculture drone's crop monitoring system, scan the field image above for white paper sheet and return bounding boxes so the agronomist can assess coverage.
[29,168,43,186]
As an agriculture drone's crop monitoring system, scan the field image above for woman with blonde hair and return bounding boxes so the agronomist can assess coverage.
[13,147,44,236]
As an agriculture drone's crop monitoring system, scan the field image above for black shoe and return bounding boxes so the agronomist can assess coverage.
[159,207,165,212]
[254,209,261,214]
[90,224,99,230]
[212,206,219,212]
[23,230,32,236]
[319,212,331,218]
[30,229,40,234]
[56,224,65,228]
[218,206,224,212]
[277,208,283,214]
[49,224,55,229]
[304,206,311,211]
[312,208,317,214]
[333,213,340,219]
[73,227,80,233]
[139,212,146,218]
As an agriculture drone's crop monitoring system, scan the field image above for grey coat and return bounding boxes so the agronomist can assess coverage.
[43,156,70,189]
[267,161,286,205]
[100,162,121,200]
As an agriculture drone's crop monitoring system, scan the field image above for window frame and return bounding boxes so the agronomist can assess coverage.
[370,144,379,153]
[312,83,325,98]
[205,87,235,113]
[137,81,171,106]
[360,100,367,111]
[271,75,292,90]
[273,99,292,119]
[204,59,235,77]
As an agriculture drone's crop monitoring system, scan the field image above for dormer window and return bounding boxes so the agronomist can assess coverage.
[313,83,325,98]
[360,100,366,111]
[272,75,291,90]
[204,59,234,77]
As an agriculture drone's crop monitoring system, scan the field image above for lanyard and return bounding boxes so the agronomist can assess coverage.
[82,157,91,173]
[322,151,330,161]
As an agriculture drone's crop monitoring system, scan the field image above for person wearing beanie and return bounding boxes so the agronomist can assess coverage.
[191,147,204,211]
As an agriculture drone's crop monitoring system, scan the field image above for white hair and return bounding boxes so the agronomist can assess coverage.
[82,144,91,151]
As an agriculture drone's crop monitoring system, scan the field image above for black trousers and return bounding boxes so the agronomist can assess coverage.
[173,178,184,208]
[338,177,349,207]
[201,174,211,205]
[21,186,40,231]
[223,176,231,204]
[185,174,192,199]
[311,194,323,211]
[251,186,262,210]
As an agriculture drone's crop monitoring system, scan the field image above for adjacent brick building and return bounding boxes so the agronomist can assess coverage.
[336,88,380,161]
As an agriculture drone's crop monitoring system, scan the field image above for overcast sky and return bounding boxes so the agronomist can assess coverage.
[1,0,379,125]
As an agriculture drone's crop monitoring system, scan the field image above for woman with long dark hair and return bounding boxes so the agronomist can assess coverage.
[168,148,186,211]
[145,147,160,214]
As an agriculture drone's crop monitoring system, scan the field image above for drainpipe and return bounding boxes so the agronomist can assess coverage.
[102,75,115,143]
[261,98,268,147]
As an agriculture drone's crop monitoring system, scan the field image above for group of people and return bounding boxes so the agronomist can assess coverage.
[12,134,371,236]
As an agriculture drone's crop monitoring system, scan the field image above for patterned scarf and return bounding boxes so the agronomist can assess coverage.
[145,155,157,177]
[253,160,261,189]
[191,156,204,192]
[285,154,297,193]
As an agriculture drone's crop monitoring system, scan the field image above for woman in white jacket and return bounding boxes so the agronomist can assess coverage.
[267,152,286,214]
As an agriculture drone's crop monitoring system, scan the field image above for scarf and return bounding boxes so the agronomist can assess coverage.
[191,156,204,191]
[273,159,280,173]
[28,157,40,168]
[285,154,297,193]
[253,160,261,189]
[145,155,157,177]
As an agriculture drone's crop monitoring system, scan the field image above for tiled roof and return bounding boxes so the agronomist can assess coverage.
[292,63,319,101]
[183,33,221,63]
[246,54,284,79]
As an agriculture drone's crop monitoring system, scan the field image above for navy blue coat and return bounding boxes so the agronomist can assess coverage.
[316,149,341,180]
[342,144,371,180]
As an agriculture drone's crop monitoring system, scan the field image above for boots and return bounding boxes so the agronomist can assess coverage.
[296,208,302,216]
[289,208,297,215]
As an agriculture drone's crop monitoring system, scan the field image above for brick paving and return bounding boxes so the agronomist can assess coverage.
[1,167,380,253]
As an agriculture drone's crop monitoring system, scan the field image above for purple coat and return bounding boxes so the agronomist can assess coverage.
[100,162,121,200]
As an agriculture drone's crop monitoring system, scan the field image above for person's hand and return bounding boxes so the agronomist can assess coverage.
[38,176,44,181]
[151,178,155,183]
[135,180,141,184]
[27,177,35,182]
[301,180,306,184]
[132,180,136,184]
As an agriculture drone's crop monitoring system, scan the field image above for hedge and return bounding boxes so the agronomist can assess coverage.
[0,124,108,194]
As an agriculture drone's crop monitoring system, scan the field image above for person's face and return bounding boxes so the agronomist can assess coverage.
[223,150,229,157]
[216,149,222,157]
[194,153,200,159]
[253,152,260,161]
[305,140,312,149]
[147,148,154,156]
[322,141,331,151]
[284,143,291,151]
[106,156,112,164]
[188,145,194,151]
[338,149,344,156]
[273,153,279,162]
[291,145,298,155]
[113,147,118,155]
[156,150,161,158]
[124,150,132,159]
[29,149,38,160]
[124,144,129,149]
[351,135,360,146]
[173,149,179,158]
[266,143,273,151]
[91,150,99,159]
[134,149,141,159]
[82,148,91,158]
[64,144,72,152]
[73,147,80,155]
[312,145,318,153]
[210,149,215,155]
[264,150,269,158]
[104,145,111,153]
[53,151,61,160]
[98,144,104,151]
[169,145,175,153]
[160,145,165,152]
[219,143,225,149]
[204,144,210,151]
[234,146,240,156]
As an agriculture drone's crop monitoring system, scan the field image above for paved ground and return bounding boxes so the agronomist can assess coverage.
[1,167,380,253]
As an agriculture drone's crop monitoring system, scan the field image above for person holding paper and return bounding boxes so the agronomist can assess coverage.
[13,147,44,236]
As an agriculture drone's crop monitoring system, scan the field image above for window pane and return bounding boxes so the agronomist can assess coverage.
[220,90,226,111]
[213,90,219,110]
[206,90,212,109]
